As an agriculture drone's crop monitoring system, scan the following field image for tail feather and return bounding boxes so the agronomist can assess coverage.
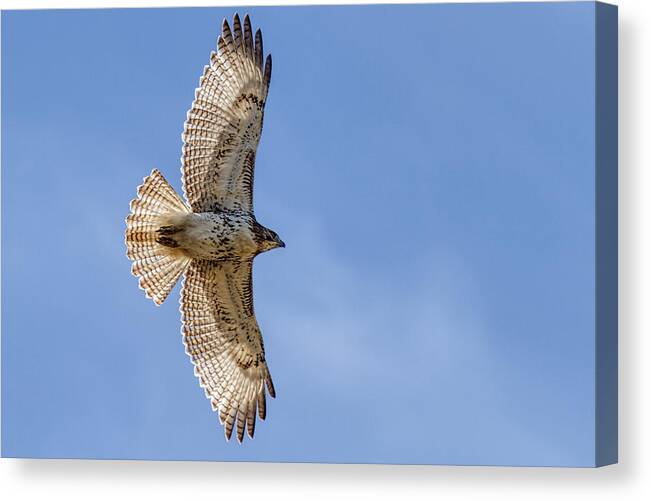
[125,169,191,305]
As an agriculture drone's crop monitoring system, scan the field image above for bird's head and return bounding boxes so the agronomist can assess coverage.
[254,223,285,253]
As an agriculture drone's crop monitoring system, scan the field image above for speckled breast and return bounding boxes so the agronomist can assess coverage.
[180,211,256,261]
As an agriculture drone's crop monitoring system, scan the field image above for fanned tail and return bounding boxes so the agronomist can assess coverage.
[125,169,191,305]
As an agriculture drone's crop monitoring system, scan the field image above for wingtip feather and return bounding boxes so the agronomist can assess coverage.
[233,13,242,48]
[264,54,272,88]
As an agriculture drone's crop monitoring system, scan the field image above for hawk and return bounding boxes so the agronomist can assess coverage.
[124,14,283,443]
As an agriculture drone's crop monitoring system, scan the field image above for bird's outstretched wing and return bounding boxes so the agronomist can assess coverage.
[180,259,275,442]
[182,13,271,214]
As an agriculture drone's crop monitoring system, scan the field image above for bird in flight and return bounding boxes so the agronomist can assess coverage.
[125,14,283,443]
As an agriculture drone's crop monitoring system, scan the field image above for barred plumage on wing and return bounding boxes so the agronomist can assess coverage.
[124,14,284,443]
[182,13,272,214]
[181,260,277,442]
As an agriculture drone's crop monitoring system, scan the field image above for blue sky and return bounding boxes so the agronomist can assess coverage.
[2,3,597,466]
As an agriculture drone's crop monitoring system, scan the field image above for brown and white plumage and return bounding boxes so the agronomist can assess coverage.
[181,260,275,441]
[124,14,282,443]
[182,14,271,213]
[125,170,192,305]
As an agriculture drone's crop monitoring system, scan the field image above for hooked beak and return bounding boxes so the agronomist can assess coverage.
[277,239,286,248]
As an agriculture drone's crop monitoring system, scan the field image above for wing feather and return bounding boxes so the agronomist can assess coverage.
[180,259,274,441]
[182,13,271,213]
[233,13,243,49]
[254,29,263,71]
[243,15,254,57]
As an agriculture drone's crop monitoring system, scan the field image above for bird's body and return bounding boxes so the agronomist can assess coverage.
[156,210,262,261]
[124,14,282,443]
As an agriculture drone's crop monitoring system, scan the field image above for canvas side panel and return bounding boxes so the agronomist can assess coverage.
[594,1,618,468]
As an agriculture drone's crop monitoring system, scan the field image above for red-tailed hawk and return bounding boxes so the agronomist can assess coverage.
[124,14,283,443]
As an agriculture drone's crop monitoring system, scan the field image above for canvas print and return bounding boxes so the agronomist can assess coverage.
[1,2,617,467]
